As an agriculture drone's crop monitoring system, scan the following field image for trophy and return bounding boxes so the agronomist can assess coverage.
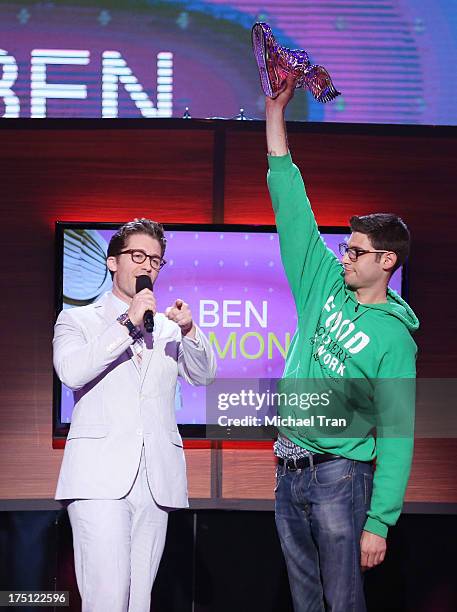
[252,22,341,103]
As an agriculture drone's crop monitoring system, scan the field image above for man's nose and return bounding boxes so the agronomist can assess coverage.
[141,259,153,272]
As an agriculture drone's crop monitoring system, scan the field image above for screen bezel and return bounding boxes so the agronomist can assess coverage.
[53,221,408,441]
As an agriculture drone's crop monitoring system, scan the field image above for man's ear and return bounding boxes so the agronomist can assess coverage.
[107,256,117,274]
[382,251,397,273]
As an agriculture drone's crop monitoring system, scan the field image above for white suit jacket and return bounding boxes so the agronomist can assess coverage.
[53,291,216,508]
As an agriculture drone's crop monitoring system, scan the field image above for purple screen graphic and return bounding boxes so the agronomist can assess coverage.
[59,227,402,426]
[1,1,456,125]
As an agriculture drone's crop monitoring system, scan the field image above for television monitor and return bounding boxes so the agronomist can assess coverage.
[53,222,405,440]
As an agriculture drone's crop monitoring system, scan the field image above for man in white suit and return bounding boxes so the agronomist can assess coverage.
[53,218,217,612]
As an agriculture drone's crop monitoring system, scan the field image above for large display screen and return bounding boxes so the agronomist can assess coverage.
[53,222,404,438]
[1,0,456,125]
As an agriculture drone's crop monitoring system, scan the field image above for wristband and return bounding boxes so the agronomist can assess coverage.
[117,312,142,340]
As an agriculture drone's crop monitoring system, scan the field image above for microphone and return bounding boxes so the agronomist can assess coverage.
[135,275,154,333]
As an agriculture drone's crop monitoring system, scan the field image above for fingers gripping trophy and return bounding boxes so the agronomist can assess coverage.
[252,22,340,103]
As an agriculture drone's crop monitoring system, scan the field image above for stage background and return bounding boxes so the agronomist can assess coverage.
[0,119,456,510]
[0,0,456,124]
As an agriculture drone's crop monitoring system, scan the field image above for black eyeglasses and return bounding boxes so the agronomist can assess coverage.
[118,249,167,270]
[338,242,390,262]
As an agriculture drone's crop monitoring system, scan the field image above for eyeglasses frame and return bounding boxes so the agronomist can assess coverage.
[117,249,167,270]
[338,242,392,262]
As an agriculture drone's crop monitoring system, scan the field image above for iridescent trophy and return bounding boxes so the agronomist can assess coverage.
[252,22,341,103]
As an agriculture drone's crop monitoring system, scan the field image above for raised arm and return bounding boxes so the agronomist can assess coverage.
[178,326,217,386]
[265,76,295,156]
[165,298,216,385]
[265,78,342,312]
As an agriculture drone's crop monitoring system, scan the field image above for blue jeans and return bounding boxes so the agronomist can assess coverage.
[275,457,374,612]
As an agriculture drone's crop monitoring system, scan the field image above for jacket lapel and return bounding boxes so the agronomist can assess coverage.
[94,291,122,324]
[140,328,156,386]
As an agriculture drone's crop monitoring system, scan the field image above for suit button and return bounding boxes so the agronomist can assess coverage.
[136,429,143,436]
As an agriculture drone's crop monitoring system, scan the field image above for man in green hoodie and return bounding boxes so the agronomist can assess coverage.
[267,76,419,612]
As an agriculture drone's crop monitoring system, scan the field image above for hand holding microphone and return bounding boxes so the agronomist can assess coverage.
[128,275,156,331]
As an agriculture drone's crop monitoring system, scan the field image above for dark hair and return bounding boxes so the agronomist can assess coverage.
[107,218,167,278]
[349,213,410,273]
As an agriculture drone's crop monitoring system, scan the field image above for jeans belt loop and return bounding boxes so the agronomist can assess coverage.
[308,452,314,470]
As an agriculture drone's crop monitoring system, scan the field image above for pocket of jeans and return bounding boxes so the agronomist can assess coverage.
[274,465,285,493]
[363,472,374,505]
[314,458,353,486]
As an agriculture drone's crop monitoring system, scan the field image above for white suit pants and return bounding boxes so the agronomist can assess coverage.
[67,445,169,612]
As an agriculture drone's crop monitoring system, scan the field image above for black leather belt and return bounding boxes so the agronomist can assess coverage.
[278,453,342,471]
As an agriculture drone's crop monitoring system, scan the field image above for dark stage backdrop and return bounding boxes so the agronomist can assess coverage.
[0,119,456,508]
[2,509,456,612]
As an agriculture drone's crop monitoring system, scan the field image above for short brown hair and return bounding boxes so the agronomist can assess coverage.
[107,218,167,278]
[349,213,410,273]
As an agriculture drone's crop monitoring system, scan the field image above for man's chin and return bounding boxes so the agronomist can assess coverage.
[345,278,358,291]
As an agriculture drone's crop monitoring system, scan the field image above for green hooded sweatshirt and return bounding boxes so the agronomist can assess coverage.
[267,152,419,538]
